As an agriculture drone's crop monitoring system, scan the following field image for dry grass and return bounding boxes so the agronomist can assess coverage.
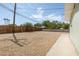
[0,31,62,56]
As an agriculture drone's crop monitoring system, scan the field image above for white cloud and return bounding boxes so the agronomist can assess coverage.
[30,8,64,22]
[45,14,64,22]
[30,7,44,20]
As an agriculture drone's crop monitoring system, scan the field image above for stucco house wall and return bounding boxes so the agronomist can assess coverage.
[70,4,79,53]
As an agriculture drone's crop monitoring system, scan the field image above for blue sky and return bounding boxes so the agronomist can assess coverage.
[0,3,64,25]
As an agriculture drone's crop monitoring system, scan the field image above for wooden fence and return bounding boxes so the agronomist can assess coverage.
[0,25,42,34]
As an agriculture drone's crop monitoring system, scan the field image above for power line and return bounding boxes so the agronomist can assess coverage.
[17,7,64,10]
[0,4,68,24]
[0,4,40,22]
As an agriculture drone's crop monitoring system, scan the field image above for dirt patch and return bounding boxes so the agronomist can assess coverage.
[0,31,62,56]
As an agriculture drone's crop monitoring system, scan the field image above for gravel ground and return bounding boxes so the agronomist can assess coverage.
[0,31,61,56]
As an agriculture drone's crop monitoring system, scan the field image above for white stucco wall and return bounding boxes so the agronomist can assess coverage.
[70,4,79,53]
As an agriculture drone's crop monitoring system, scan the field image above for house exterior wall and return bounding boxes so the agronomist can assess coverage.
[65,3,74,21]
[70,4,79,53]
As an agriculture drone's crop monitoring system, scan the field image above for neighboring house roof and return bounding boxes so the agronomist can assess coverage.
[64,3,74,21]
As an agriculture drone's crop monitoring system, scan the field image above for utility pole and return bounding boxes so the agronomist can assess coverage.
[11,3,23,46]
[12,3,18,42]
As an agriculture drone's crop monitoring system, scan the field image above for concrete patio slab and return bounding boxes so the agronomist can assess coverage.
[46,33,78,56]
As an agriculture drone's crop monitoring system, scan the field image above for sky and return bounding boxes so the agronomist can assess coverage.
[0,3,65,25]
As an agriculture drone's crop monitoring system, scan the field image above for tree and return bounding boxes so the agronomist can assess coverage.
[61,23,70,29]
[42,20,53,29]
[52,21,58,29]
[22,22,33,31]
[23,22,33,28]
[56,22,62,29]
[42,20,60,29]
[34,23,42,28]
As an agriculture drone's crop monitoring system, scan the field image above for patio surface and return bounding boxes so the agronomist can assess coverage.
[46,33,78,56]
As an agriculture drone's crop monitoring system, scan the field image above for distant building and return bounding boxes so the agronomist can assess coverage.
[40,26,46,29]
